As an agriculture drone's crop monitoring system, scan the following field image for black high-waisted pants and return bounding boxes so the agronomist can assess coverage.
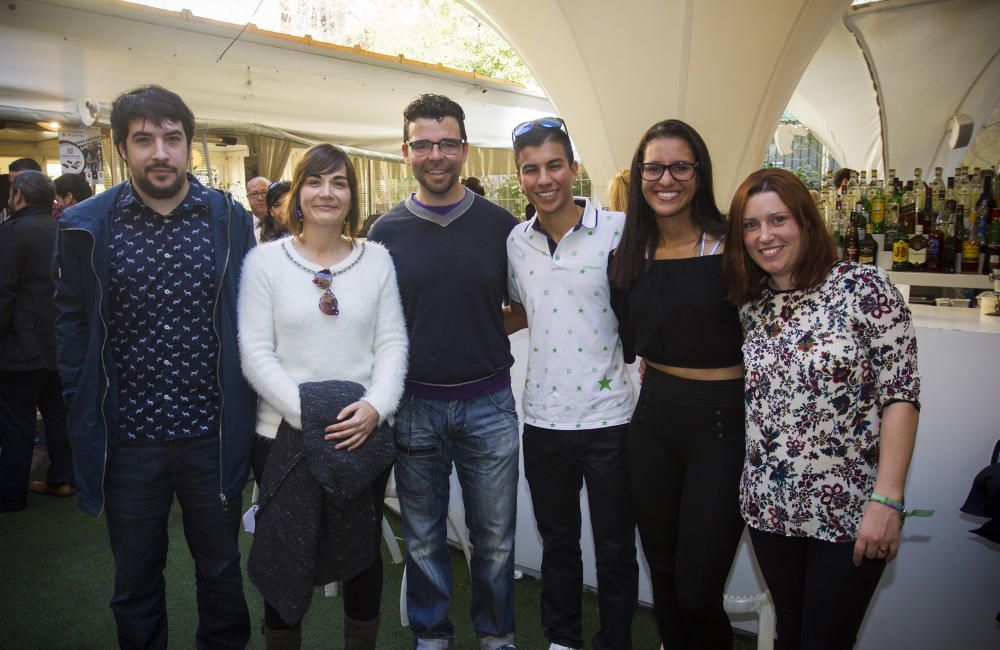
[628,367,745,649]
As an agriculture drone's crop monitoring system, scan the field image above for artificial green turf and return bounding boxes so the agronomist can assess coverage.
[0,453,757,649]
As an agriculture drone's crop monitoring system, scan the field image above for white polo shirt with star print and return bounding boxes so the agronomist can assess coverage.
[507,200,636,430]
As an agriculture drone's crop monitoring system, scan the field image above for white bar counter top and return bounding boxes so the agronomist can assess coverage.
[909,303,1000,334]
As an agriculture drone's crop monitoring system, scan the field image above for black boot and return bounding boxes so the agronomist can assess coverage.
[262,621,302,650]
[344,614,380,650]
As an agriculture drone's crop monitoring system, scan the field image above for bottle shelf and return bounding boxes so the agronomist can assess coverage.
[886,270,991,290]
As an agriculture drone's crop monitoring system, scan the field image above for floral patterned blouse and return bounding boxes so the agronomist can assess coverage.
[739,261,920,542]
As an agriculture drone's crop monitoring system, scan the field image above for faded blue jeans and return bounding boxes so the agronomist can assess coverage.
[394,387,520,649]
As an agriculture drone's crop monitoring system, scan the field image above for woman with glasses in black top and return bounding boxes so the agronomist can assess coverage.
[609,119,745,648]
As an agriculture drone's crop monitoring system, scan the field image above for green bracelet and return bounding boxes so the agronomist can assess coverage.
[870,493,934,518]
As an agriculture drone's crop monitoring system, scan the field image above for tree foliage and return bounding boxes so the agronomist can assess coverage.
[277,0,536,86]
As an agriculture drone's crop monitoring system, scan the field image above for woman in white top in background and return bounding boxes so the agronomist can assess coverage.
[238,143,408,649]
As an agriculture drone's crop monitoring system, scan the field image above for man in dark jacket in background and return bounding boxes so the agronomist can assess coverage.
[0,170,73,512]
[53,85,256,649]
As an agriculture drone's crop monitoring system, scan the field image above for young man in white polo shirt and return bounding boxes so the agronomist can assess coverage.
[505,118,638,650]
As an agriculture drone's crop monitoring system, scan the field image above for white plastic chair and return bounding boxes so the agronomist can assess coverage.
[658,590,776,650]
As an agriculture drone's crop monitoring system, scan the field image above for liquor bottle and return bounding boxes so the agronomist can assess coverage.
[900,180,917,235]
[942,203,959,274]
[859,224,878,266]
[961,214,981,274]
[870,176,885,234]
[930,167,945,212]
[911,167,923,193]
[846,171,862,216]
[955,205,970,272]
[988,207,1000,274]
[908,224,928,272]
[885,178,900,241]
[892,232,910,271]
[946,176,956,203]
[957,169,972,213]
[918,186,935,234]
[854,200,868,231]
[846,210,860,262]
[926,215,943,273]
[859,170,867,198]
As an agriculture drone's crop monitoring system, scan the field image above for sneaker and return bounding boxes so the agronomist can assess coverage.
[549,645,579,650]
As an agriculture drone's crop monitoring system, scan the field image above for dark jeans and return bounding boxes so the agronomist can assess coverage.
[748,528,886,650]
[253,434,390,629]
[0,368,71,510]
[523,423,638,650]
[628,368,745,649]
[104,433,250,650]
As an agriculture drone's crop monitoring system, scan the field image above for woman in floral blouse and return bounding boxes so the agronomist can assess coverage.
[724,168,920,648]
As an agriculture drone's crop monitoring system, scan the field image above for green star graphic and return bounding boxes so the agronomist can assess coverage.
[577,347,583,353]
[602,420,608,426]
[576,385,582,391]
[551,385,558,392]
[587,231,594,236]
[602,346,608,352]
[552,308,558,314]
[578,308,584,314]
[552,347,558,353]
[579,268,586,274]
[533,346,539,352]
[576,423,582,429]
[598,376,612,390]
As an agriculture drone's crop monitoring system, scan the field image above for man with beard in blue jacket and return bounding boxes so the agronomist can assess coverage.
[53,85,256,649]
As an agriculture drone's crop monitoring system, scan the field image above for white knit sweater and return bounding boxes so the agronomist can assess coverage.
[238,238,408,438]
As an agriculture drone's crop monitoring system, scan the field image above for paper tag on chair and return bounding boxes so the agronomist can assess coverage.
[242,504,259,533]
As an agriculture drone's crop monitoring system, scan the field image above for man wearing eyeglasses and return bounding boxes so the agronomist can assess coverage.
[505,118,638,650]
[246,175,270,242]
[367,94,520,650]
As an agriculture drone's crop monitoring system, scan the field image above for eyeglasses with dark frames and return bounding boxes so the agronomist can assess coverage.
[511,117,569,144]
[637,161,699,182]
[247,191,267,200]
[407,139,465,157]
[313,269,339,316]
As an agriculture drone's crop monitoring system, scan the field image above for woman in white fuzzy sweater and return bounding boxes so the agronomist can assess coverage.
[238,143,407,649]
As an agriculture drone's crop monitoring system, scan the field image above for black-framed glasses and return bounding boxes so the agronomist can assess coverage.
[637,161,699,182]
[313,269,339,316]
[511,117,568,143]
[407,138,465,156]
[247,191,267,199]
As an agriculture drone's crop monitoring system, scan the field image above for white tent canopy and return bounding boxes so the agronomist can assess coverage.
[466,0,851,202]
[0,0,554,160]
[791,0,1000,176]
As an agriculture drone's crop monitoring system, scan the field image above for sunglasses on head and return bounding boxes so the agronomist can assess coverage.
[511,117,569,144]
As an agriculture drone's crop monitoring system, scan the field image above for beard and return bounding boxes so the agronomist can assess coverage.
[133,165,186,200]
[413,160,462,197]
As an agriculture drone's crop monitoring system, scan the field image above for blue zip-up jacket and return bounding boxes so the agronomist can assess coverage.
[52,181,257,517]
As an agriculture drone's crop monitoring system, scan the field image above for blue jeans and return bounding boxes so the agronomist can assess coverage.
[104,434,250,650]
[394,387,520,649]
